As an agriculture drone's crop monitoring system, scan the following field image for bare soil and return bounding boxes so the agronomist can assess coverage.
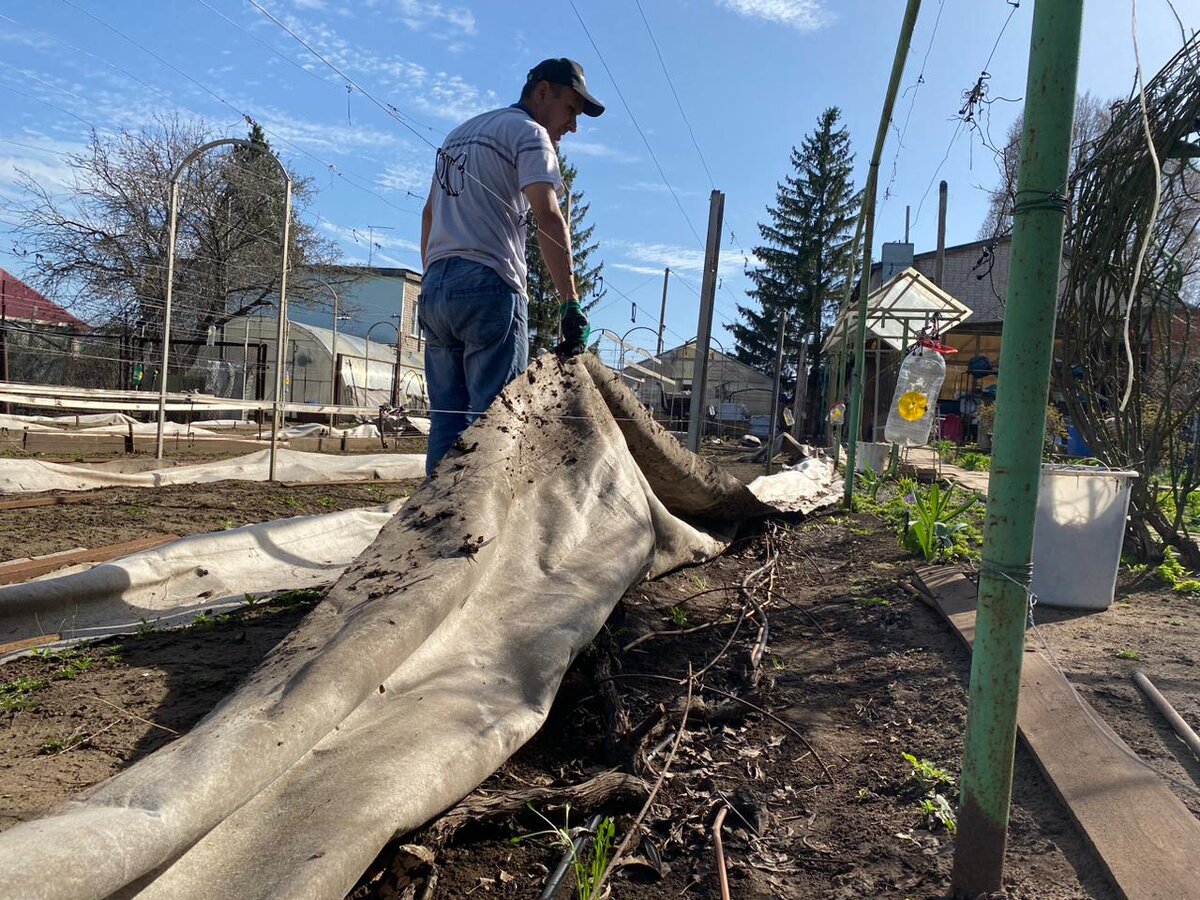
[0,480,421,563]
[1,447,1198,899]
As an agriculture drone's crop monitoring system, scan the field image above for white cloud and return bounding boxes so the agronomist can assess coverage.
[612,240,747,278]
[378,160,429,195]
[272,11,494,123]
[716,0,833,31]
[319,219,421,254]
[566,140,638,163]
[395,0,477,35]
[612,263,664,276]
[619,181,700,197]
[0,133,90,207]
[292,0,327,9]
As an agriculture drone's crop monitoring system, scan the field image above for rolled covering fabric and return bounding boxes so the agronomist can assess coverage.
[0,354,839,900]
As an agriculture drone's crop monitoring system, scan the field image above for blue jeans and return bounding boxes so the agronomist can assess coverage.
[420,257,528,475]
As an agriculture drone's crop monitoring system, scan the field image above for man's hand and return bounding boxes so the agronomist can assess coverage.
[556,301,590,357]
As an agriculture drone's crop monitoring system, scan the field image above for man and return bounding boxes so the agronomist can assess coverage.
[419,58,605,476]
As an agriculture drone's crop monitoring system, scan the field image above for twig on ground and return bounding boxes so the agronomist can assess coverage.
[591,665,695,899]
[55,718,122,756]
[603,672,835,787]
[713,805,731,900]
[87,693,180,735]
[622,620,722,652]
[421,770,649,850]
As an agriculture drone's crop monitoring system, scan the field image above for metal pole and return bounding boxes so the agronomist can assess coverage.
[155,179,181,461]
[935,180,949,286]
[657,267,670,355]
[844,0,922,505]
[268,181,293,482]
[329,282,340,432]
[393,287,405,407]
[872,339,882,443]
[766,312,788,476]
[952,2,1083,895]
[687,190,725,453]
[792,337,808,441]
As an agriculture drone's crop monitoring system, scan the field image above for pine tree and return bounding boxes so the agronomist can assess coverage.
[732,107,860,429]
[525,154,604,357]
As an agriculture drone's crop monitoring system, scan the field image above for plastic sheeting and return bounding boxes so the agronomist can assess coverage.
[0,500,407,657]
[0,448,425,493]
[0,355,840,900]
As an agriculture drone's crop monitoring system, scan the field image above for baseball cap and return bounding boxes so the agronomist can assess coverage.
[526,58,605,117]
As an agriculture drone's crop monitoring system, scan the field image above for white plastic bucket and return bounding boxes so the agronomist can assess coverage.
[1030,465,1138,610]
[855,442,892,474]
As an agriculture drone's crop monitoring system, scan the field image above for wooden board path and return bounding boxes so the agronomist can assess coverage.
[0,535,179,586]
[913,566,1200,900]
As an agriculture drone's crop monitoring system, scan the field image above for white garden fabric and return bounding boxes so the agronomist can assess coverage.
[0,355,838,900]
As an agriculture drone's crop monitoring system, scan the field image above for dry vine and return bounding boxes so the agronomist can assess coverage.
[1057,32,1200,562]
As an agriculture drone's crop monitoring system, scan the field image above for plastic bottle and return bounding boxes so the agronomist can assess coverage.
[884,341,948,446]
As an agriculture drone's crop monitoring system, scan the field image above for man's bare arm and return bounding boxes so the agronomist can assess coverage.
[523,182,577,302]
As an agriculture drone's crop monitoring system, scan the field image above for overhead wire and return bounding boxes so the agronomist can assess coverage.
[566,0,707,249]
[883,0,946,207]
[34,3,422,220]
[912,0,1024,230]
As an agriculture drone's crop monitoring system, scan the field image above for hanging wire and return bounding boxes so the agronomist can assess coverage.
[883,0,946,207]
[566,0,707,250]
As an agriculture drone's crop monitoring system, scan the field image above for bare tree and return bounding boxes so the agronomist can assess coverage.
[5,115,347,366]
[1055,37,1200,565]
[977,92,1115,242]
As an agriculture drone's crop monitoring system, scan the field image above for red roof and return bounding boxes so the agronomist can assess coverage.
[0,269,86,329]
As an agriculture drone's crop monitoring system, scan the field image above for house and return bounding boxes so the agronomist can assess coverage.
[0,269,87,330]
[618,340,777,436]
[0,269,88,388]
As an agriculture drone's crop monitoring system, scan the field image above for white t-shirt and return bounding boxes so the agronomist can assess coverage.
[424,105,564,296]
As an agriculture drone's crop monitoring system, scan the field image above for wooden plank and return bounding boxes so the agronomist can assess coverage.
[0,633,61,655]
[0,494,91,512]
[912,567,1200,900]
[0,535,179,585]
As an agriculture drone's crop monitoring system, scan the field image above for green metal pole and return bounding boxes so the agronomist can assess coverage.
[844,0,922,506]
[951,2,1083,896]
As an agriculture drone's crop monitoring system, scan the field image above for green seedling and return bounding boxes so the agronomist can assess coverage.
[917,793,958,835]
[281,494,303,509]
[688,573,709,592]
[854,596,891,608]
[1155,547,1200,593]
[956,451,991,472]
[668,606,688,627]
[270,588,324,608]
[510,804,615,900]
[38,738,66,754]
[1116,649,1143,661]
[0,676,49,712]
[53,656,93,680]
[1168,619,1183,627]
[902,752,955,791]
[903,482,979,562]
[316,495,337,509]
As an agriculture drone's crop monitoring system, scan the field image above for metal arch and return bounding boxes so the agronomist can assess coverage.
[157,138,293,481]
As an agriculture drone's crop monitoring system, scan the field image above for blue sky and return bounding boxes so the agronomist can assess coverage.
[0,0,1196,354]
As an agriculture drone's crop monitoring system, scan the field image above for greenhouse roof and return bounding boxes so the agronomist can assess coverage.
[824,267,972,352]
